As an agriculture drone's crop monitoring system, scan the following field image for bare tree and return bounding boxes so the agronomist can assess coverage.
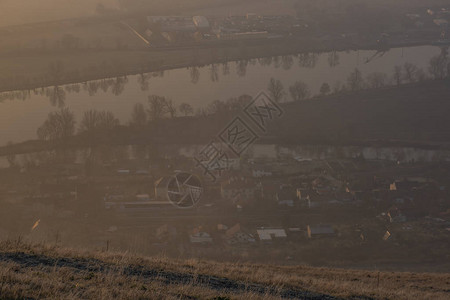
[79,110,101,134]
[207,100,228,115]
[403,62,418,83]
[333,81,343,93]
[37,108,75,142]
[320,83,331,96]
[163,99,177,118]
[79,110,119,134]
[366,72,388,89]
[416,68,427,82]
[78,110,119,149]
[225,94,253,111]
[99,111,120,130]
[268,78,286,102]
[347,68,364,91]
[289,81,310,101]
[429,54,448,79]
[130,103,147,127]
[179,103,194,116]
[147,95,167,121]
[393,65,402,86]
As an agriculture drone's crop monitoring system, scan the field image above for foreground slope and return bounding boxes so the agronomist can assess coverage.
[0,241,448,299]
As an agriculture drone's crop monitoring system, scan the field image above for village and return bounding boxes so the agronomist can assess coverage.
[0,145,449,268]
[135,7,450,48]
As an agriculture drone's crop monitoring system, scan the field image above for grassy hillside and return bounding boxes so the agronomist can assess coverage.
[0,240,448,299]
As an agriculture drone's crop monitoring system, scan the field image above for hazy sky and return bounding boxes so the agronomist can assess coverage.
[0,0,118,27]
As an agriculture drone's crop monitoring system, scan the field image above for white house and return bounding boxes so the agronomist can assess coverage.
[189,232,213,244]
[256,228,287,242]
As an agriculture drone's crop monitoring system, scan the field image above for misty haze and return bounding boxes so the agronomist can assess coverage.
[0,1,450,299]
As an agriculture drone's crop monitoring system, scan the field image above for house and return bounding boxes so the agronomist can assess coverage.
[147,16,197,32]
[135,194,151,202]
[221,177,259,201]
[334,191,354,203]
[256,228,287,242]
[217,224,228,231]
[193,16,210,30]
[189,232,213,244]
[252,168,273,178]
[387,207,407,223]
[104,193,125,210]
[287,228,303,240]
[261,182,279,200]
[226,158,241,171]
[224,224,256,245]
[246,13,258,20]
[434,19,449,27]
[116,169,130,175]
[312,177,334,195]
[275,185,296,207]
[296,188,305,200]
[307,225,335,238]
[156,224,177,240]
[135,169,150,175]
[390,180,420,191]
[251,163,273,178]
[305,192,329,208]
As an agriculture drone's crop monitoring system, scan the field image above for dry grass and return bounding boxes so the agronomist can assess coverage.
[0,240,449,299]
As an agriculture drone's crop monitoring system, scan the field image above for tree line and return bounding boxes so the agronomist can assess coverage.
[267,49,450,103]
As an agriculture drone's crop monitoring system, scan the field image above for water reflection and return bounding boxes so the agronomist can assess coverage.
[209,64,219,82]
[0,46,446,111]
[298,53,319,68]
[137,74,150,91]
[327,51,340,67]
[46,86,66,107]
[189,66,200,84]
[281,55,294,70]
[221,62,230,76]
[258,56,273,66]
[111,76,128,96]
[236,60,248,77]
[272,56,281,68]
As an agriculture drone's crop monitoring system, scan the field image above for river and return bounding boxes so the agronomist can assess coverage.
[0,45,444,146]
